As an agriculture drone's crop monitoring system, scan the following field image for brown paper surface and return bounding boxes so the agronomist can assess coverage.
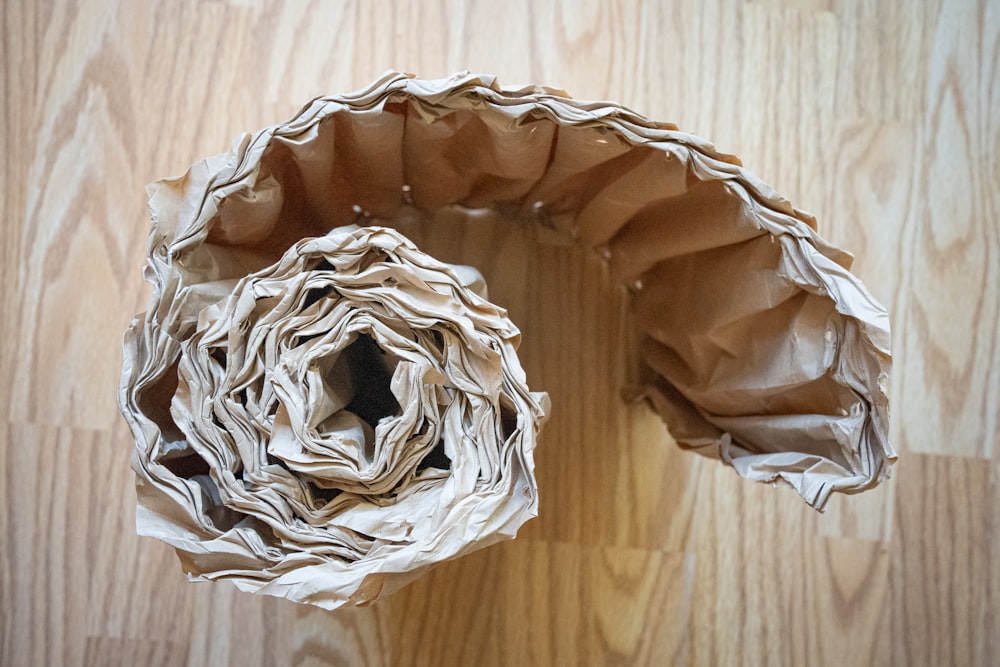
[120,71,893,610]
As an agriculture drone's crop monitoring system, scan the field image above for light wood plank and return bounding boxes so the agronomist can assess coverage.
[894,0,1000,459]
[386,540,694,667]
[82,637,187,667]
[890,453,995,666]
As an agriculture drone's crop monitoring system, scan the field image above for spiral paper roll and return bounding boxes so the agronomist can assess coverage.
[120,72,894,609]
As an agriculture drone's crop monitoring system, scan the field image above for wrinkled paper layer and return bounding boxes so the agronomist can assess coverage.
[121,71,893,609]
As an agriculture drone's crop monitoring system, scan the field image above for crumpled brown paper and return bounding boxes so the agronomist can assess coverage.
[123,223,547,609]
[120,71,894,609]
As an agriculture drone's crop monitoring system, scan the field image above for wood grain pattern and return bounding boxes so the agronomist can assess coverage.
[2,0,997,665]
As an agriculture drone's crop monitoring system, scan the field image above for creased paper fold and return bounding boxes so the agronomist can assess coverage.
[120,71,894,610]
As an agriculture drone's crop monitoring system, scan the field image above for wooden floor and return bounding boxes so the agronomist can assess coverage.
[2,1,998,665]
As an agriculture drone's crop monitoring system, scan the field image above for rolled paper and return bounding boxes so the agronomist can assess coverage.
[120,71,894,609]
